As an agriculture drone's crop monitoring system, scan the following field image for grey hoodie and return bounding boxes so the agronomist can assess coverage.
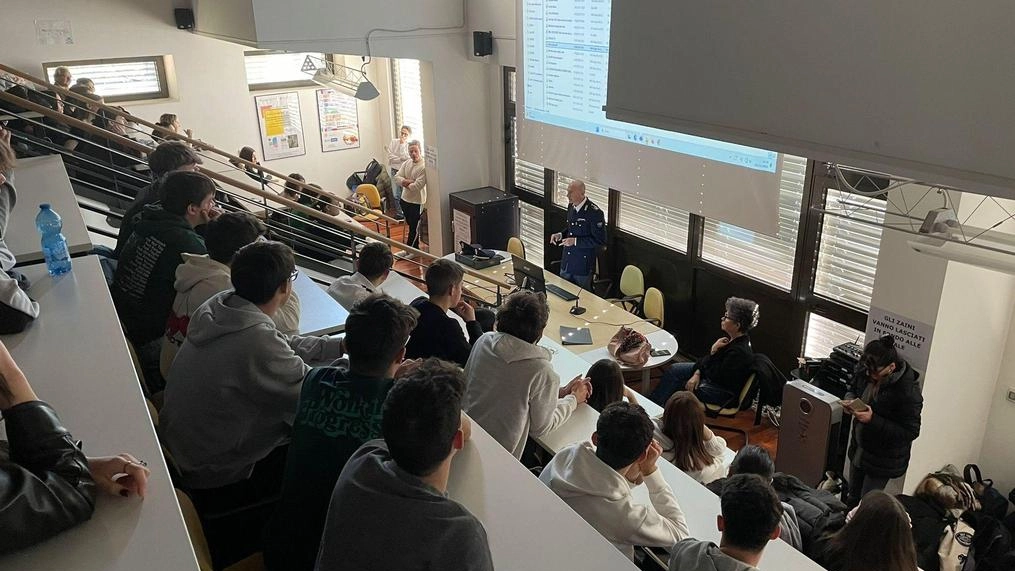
[160,290,343,489]
[668,539,759,571]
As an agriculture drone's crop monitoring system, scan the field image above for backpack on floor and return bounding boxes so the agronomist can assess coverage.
[964,464,1010,520]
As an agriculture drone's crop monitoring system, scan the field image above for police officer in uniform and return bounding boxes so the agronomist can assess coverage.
[550,179,607,289]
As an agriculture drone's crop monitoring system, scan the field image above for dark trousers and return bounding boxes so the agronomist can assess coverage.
[401,199,421,248]
[559,269,592,290]
[847,463,891,507]
[650,362,736,407]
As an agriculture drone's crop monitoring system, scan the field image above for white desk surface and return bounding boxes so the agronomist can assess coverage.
[8,155,94,264]
[578,329,678,372]
[533,341,822,571]
[293,270,348,336]
[0,257,198,570]
[448,421,639,571]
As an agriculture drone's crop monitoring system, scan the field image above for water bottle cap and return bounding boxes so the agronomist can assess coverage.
[40,203,51,209]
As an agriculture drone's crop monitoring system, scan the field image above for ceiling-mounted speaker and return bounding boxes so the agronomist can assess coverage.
[175,8,195,30]
[473,31,493,57]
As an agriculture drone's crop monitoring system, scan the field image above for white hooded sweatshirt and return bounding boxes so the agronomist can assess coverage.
[539,441,690,560]
[160,253,300,376]
[464,332,577,459]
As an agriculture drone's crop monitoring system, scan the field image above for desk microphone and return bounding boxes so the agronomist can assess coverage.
[569,288,587,316]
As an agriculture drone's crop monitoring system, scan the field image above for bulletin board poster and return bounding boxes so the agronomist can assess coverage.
[316,88,360,152]
[255,92,306,161]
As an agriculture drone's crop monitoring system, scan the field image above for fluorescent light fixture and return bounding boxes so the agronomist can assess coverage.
[302,55,379,101]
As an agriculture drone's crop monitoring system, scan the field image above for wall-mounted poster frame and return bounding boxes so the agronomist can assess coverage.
[316,88,360,152]
[254,91,306,161]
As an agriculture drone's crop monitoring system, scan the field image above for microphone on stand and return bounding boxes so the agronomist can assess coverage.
[569,287,587,316]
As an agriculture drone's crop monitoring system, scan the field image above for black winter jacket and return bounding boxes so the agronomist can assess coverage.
[847,361,923,478]
[695,335,754,395]
[772,473,848,558]
[0,401,96,554]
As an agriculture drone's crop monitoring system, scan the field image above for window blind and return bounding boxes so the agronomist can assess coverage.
[392,59,425,146]
[519,200,546,266]
[804,312,865,358]
[45,57,167,102]
[554,173,610,220]
[700,154,807,290]
[813,188,885,311]
[617,193,691,252]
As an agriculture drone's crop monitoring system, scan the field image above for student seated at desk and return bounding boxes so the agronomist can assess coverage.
[586,358,640,412]
[815,491,920,571]
[654,391,728,485]
[0,128,39,334]
[160,212,300,377]
[263,294,420,571]
[405,259,483,367]
[0,340,150,554]
[326,241,393,310]
[315,359,494,571]
[160,241,343,508]
[464,290,590,459]
[668,474,783,571]
[539,401,690,560]
[114,142,203,252]
[705,446,804,553]
[651,297,758,407]
[111,171,219,390]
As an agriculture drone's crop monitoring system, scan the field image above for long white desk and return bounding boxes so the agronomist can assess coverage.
[448,421,639,571]
[532,341,824,570]
[7,154,93,264]
[0,256,198,570]
[293,270,348,336]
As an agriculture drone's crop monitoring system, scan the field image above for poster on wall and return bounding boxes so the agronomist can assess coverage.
[254,92,306,161]
[316,88,360,152]
[865,306,935,372]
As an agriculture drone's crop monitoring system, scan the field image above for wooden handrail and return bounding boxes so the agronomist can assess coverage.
[0,62,398,223]
[0,80,512,291]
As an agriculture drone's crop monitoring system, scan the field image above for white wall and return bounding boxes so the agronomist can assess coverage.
[981,309,1015,493]
[1,0,386,196]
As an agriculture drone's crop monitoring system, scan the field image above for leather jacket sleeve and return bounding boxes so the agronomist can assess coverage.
[0,401,96,554]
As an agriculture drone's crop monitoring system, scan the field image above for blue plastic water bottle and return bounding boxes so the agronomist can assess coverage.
[35,203,72,276]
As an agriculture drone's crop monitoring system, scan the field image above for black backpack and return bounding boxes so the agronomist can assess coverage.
[964,510,1013,571]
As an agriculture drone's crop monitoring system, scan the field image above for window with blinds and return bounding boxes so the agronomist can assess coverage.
[243,51,323,90]
[392,59,425,146]
[554,173,610,219]
[511,117,545,195]
[700,154,808,290]
[813,188,885,311]
[519,200,545,266]
[44,56,169,102]
[617,193,691,252]
[804,312,865,358]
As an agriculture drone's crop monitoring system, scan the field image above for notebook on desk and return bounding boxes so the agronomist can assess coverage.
[560,326,593,345]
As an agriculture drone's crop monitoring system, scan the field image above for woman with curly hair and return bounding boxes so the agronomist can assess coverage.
[650,296,758,407]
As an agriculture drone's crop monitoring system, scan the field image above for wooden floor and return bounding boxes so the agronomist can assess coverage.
[373,218,782,460]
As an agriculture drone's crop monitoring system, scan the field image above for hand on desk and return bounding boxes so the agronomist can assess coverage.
[0,339,38,409]
[549,232,562,245]
[87,453,151,498]
[560,375,592,404]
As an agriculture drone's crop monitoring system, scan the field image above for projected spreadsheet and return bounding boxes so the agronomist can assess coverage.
[523,0,778,173]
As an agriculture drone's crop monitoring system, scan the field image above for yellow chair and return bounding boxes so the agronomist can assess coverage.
[175,489,265,571]
[352,184,387,235]
[507,236,526,259]
[704,373,758,445]
[643,287,664,328]
[607,265,645,312]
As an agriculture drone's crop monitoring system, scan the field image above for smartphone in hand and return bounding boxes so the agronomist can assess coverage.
[838,399,870,413]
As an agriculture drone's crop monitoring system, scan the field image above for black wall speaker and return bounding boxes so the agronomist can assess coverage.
[175,8,195,30]
[473,31,493,57]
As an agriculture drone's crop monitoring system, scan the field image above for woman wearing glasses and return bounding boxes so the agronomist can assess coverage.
[650,297,758,407]
[842,334,923,507]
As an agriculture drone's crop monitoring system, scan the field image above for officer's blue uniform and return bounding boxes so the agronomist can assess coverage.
[559,199,607,289]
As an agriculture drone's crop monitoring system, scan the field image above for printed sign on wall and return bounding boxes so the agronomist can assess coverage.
[316,88,360,152]
[865,307,935,372]
[255,92,306,161]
